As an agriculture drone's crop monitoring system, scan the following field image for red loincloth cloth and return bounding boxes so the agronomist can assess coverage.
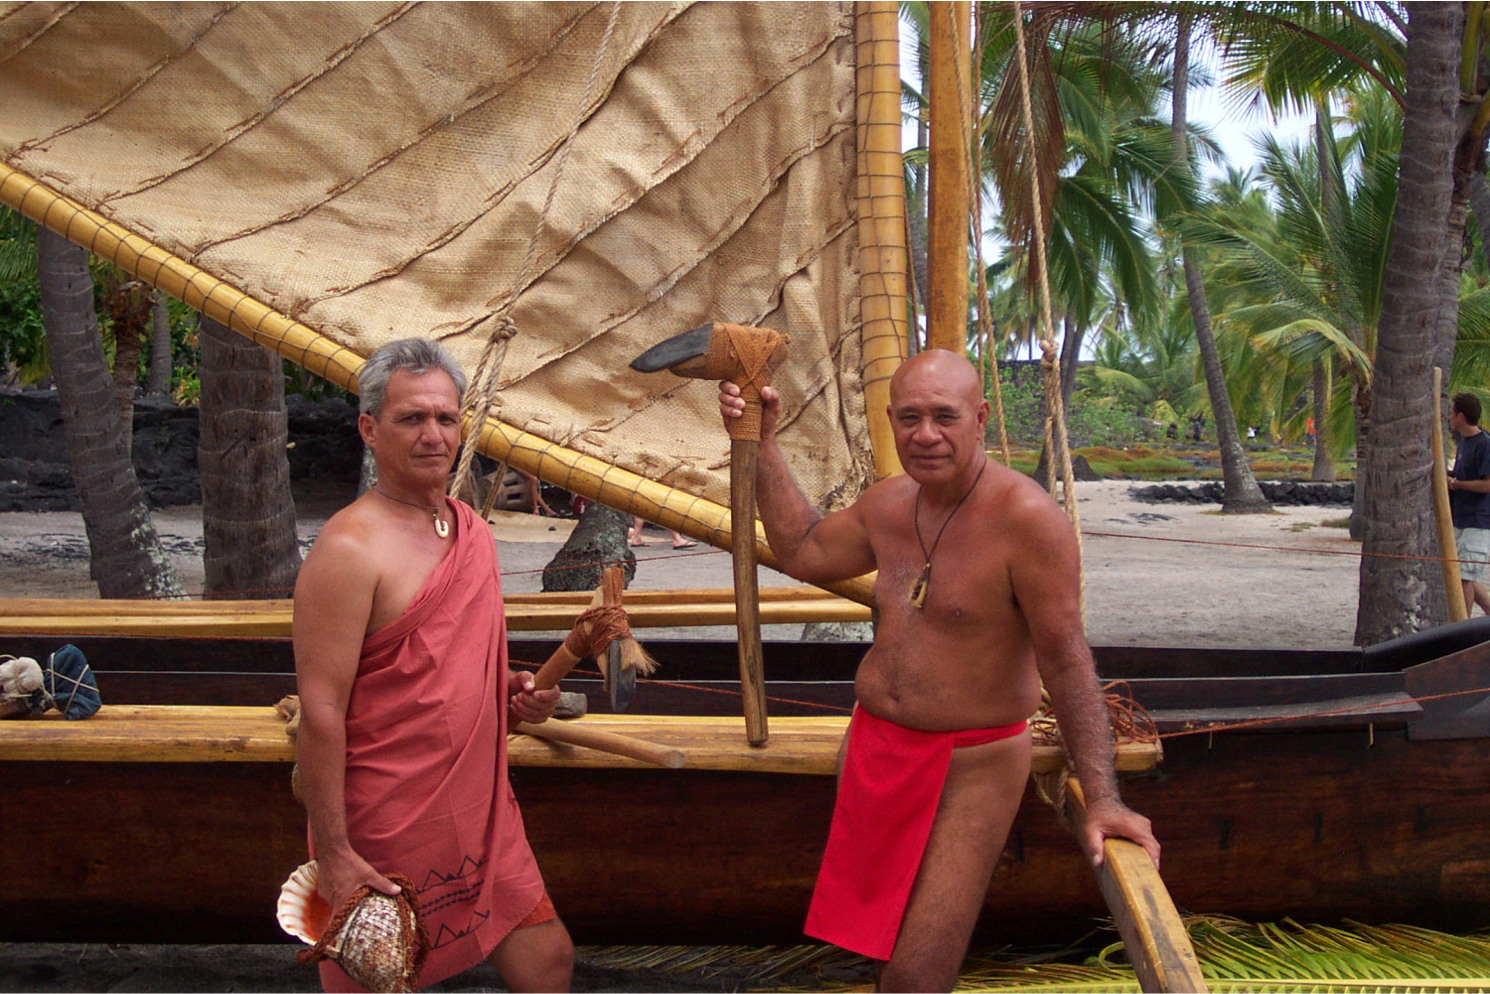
[803,707,1028,961]
[310,498,545,992]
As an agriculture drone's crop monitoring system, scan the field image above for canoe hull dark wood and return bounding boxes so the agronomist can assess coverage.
[2,626,1489,945]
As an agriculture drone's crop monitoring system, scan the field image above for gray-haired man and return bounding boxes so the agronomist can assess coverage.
[294,338,573,991]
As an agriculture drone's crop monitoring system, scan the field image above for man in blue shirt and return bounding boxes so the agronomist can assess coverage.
[1448,393,1490,615]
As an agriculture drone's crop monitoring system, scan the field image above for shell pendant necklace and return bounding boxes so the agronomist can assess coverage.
[373,486,449,538]
[909,458,987,609]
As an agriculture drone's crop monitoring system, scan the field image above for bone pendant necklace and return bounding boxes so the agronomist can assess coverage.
[909,458,987,609]
[373,486,449,538]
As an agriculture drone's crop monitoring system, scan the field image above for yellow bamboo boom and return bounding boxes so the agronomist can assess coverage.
[1432,368,1468,622]
[0,163,877,606]
[926,0,971,354]
[0,586,845,615]
[0,706,1164,777]
[0,591,871,637]
[855,1,908,479]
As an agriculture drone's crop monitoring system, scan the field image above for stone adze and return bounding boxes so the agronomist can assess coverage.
[631,321,788,746]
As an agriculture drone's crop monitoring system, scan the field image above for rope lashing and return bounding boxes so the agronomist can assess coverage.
[1011,0,1083,619]
[449,0,623,497]
[698,322,786,442]
[560,603,634,662]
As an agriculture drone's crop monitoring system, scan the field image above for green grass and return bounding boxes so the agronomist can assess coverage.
[993,442,1357,483]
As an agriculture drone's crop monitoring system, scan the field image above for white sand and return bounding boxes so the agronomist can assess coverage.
[0,481,1361,647]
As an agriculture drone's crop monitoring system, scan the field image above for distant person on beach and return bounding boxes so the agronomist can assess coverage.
[294,339,572,992]
[1448,392,1490,616]
[628,515,697,550]
[720,349,1157,992]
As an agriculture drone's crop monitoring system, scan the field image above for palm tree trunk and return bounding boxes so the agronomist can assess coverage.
[197,316,302,599]
[1355,1,1462,646]
[106,277,149,451]
[1311,358,1335,481]
[146,292,172,395]
[1470,170,1490,269]
[1311,100,1336,483]
[1037,315,1084,488]
[36,227,182,599]
[1172,13,1270,513]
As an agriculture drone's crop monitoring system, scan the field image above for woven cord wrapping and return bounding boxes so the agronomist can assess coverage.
[699,323,786,442]
[296,873,429,993]
[560,569,631,659]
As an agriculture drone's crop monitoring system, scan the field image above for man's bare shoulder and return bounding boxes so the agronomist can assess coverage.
[855,473,917,514]
[299,498,382,588]
[990,464,1078,547]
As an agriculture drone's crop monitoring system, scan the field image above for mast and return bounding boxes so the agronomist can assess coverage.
[926,0,971,354]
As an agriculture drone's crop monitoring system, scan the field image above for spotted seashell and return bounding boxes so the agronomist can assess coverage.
[276,860,419,993]
[335,889,418,993]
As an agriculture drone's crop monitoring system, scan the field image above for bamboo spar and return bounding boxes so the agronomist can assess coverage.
[926,0,971,354]
[855,1,909,479]
[1432,367,1468,621]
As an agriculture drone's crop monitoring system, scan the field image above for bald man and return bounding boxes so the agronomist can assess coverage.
[721,350,1158,991]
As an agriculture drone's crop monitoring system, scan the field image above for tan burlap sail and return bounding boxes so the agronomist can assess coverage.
[0,2,874,512]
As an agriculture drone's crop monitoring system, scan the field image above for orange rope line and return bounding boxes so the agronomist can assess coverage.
[134,525,1477,602]
[508,658,854,713]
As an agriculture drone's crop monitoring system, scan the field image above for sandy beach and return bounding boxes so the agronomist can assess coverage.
[0,480,1362,647]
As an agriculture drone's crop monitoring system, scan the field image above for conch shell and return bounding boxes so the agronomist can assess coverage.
[277,860,426,993]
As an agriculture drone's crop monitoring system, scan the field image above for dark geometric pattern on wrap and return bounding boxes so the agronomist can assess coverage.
[700,323,788,442]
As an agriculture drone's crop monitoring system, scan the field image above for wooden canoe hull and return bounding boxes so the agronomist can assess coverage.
[3,622,1490,944]
[3,725,1487,945]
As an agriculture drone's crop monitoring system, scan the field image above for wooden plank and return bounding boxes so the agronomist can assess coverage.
[1065,778,1207,994]
[0,706,1161,775]
[0,596,871,637]
[0,586,845,615]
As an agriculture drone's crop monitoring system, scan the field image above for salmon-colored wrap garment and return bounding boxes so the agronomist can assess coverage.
[310,498,546,992]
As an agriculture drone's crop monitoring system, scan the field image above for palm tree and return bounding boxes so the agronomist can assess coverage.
[197,316,302,599]
[1355,1,1462,645]
[1172,12,1271,513]
[1188,108,1393,535]
[36,226,182,599]
[975,15,1176,482]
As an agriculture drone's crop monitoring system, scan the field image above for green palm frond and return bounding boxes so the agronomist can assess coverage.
[638,919,1490,993]
[0,207,37,284]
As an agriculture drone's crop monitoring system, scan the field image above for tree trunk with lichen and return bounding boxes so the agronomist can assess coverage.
[1355,1,1461,645]
[37,227,182,599]
[198,316,302,599]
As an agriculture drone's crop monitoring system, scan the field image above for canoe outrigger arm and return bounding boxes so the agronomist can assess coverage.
[632,322,789,747]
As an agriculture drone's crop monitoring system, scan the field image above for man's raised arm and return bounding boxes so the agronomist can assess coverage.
[719,383,874,583]
[1006,489,1160,869]
[292,526,400,909]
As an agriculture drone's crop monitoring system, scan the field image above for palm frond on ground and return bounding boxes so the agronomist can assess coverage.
[730,923,1490,989]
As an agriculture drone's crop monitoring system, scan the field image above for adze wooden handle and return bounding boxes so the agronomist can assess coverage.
[514,719,684,769]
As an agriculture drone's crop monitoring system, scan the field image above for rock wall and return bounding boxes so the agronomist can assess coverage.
[0,389,361,511]
[1134,480,1354,506]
